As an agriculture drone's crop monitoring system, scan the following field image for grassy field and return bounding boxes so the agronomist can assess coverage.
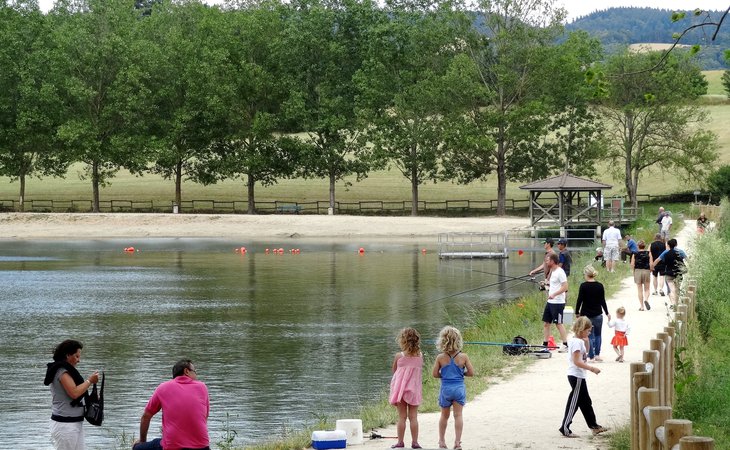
[1,72,728,207]
[703,70,727,96]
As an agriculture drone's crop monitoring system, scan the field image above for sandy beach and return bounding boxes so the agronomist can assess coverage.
[0,212,529,240]
[0,212,688,449]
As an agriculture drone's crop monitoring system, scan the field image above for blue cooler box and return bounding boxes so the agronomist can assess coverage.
[312,430,347,449]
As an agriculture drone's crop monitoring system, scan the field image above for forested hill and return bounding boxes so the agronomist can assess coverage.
[567,7,730,69]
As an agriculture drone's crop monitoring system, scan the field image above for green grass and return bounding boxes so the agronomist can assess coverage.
[703,70,727,97]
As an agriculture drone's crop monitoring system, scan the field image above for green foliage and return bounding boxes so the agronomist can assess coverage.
[706,165,730,200]
[597,50,718,208]
[673,222,730,445]
[722,70,730,98]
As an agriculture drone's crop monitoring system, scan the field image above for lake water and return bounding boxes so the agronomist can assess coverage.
[0,238,540,449]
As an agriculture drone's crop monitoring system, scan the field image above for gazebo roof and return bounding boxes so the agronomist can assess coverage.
[519,172,612,191]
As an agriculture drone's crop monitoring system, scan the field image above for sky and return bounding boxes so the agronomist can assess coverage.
[35,0,729,20]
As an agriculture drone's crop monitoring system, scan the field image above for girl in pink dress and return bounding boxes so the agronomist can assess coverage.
[389,327,423,449]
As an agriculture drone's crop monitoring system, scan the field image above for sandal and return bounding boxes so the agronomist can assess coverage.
[454,441,462,450]
[412,444,422,449]
[438,443,447,449]
[592,426,608,435]
[391,443,404,449]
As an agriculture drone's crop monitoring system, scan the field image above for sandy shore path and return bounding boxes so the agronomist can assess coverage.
[0,213,529,240]
[356,223,695,450]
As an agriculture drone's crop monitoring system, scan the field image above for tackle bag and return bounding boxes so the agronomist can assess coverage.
[85,372,104,426]
[502,336,529,356]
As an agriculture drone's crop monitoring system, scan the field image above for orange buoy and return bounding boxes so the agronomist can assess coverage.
[358,247,365,254]
[124,247,135,253]
[265,248,270,254]
[518,249,524,256]
[421,248,427,254]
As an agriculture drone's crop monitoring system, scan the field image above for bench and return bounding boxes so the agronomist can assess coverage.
[275,204,302,214]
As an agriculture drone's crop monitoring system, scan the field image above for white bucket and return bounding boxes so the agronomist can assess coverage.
[563,306,574,327]
[335,419,363,445]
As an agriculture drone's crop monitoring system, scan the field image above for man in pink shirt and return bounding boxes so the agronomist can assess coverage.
[133,359,210,450]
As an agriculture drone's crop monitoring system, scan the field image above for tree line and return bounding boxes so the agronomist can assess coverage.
[0,0,719,215]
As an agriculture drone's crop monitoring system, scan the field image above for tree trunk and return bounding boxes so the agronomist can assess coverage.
[329,171,336,215]
[496,122,507,216]
[410,146,418,217]
[175,160,182,207]
[623,111,637,210]
[92,161,100,213]
[18,174,25,212]
[247,175,256,214]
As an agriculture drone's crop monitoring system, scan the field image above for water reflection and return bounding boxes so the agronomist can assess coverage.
[0,239,541,449]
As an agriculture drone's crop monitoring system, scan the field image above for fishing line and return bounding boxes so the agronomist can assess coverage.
[414,277,530,309]
[444,265,542,284]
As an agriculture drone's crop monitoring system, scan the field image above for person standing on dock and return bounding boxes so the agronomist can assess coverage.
[543,253,569,353]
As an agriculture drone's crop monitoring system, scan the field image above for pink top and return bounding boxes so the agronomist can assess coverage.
[145,376,210,450]
[389,353,423,406]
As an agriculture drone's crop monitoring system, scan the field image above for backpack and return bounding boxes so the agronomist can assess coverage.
[502,336,529,356]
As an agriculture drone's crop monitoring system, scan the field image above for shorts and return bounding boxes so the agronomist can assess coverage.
[542,303,565,324]
[438,383,466,408]
[652,264,665,277]
[50,420,84,450]
[604,246,619,261]
[634,269,651,284]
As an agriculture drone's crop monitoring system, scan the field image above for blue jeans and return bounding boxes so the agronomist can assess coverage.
[133,439,162,450]
[588,315,603,358]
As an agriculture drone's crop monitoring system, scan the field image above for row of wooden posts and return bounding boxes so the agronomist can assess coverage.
[630,279,714,450]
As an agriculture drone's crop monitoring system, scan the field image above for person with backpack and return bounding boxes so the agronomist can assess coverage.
[649,234,666,297]
[650,239,687,307]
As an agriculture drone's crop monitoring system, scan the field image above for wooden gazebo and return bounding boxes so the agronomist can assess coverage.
[519,172,612,236]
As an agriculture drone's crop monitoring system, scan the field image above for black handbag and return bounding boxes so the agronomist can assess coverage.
[85,372,104,426]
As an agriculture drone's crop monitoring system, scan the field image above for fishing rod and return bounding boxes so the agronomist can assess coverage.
[453,267,543,284]
[423,339,558,349]
[414,276,532,309]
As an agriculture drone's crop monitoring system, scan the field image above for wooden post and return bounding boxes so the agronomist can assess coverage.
[665,327,676,407]
[677,304,688,323]
[649,339,665,405]
[680,436,715,449]
[643,349,660,389]
[631,364,648,450]
[638,388,659,450]
[656,332,670,406]
[647,406,671,450]
[665,419,693,449]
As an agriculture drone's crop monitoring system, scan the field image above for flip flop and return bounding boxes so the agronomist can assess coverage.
[391,444,404,449]
[644,300,651,310]
[412,444,422,449]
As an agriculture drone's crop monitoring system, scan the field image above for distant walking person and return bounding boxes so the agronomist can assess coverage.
[697,213,710,234]
[608,307,630,363]
[651,239,687,308]
[574,265,610,363]
[649,234,666,296]
[655,207,665,233]
[133,359,210,450]
[660,211,673,241]
[631,240,653,311]
[389,327,423,449]
[432,326,474,450]
[601,221,622,273]
[44,339,100,450]
[559,317,607,438]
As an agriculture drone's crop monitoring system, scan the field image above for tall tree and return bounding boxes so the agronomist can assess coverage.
[138,0,230,207]
[598,50,718,208]
[462,0,571,215]
[51,0,149,212]
[0,1,66,211]
[197,2,300,214]
[356,0,472,216]
[280,0,382,214]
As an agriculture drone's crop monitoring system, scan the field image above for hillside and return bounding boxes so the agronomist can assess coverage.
[567,7,730,70]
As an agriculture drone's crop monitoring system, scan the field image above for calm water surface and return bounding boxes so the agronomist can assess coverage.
[0,238,540,449]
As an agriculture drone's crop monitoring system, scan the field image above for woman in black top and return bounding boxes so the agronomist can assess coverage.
[631,240,653,311]
[575,265,611,362]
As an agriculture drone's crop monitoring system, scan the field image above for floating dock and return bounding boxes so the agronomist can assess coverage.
[438,232,508,259]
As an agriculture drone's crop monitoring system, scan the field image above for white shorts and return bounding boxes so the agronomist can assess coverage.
[604,246,619,261]
[50,420,85,450]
